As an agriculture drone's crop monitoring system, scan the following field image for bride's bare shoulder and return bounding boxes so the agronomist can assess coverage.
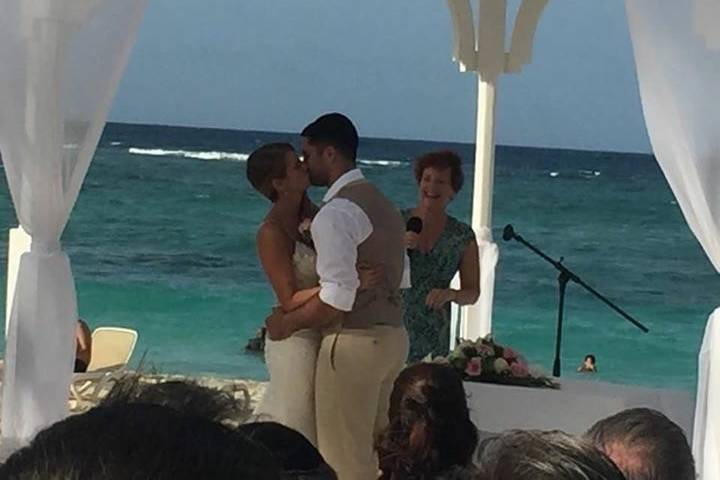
[257,220,292,250]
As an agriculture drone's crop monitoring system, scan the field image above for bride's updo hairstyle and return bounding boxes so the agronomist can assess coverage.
[246,143,294,202]
[376,363,478,480]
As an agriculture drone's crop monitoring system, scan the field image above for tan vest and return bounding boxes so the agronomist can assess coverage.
[334,179,406,329]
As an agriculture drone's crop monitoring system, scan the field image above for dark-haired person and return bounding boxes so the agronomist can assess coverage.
[102,376,251,425]
[246,142,381,445]
[578,354,598,373]
[238,422,338,479]
[586,408,695,480]
[265,113,410,480]
[74,318,92,372]
[403,151,480,361]
[375,363,479,480]
[0,403,282,480]
[478,430,626,480]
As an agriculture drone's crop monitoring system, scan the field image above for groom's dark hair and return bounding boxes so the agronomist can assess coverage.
[301,113,358,163]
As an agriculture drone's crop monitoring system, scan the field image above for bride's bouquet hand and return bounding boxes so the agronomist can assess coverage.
[358,262,385,290]
[265,307,293,341]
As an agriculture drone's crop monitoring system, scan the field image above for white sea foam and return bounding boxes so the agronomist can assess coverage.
[128,147,249,162]
[129,147,403,167]
[358,158,404,167]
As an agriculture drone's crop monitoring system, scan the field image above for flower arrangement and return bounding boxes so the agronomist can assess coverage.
[432,336,559,389]
[298,218,315,250]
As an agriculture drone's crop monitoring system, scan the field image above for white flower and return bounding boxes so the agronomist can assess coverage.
[493,358,510,374]
[298,218,313,234]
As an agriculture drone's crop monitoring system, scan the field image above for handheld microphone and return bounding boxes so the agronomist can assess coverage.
[406,216,423,254]
[406,216,423,235]
[502,224,515,241]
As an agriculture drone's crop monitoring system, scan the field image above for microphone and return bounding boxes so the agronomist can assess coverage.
[406,216,423,235]
[406,216,423,254]
[502,224,515,241]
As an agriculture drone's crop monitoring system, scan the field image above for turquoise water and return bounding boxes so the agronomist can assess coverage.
[1,123,717,392]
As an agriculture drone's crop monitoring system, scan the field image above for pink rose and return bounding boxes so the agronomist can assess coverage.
[510,362,529,377]
[503,347,518,361]
[465,357,483,377]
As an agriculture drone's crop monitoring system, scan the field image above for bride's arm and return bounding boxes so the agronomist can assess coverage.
[257,223,319,312]
[287,286,320,310]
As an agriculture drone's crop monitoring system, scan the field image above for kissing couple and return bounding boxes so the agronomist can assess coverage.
[246,113,410,480]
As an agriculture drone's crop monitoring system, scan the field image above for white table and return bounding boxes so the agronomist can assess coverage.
[464,378,693,437]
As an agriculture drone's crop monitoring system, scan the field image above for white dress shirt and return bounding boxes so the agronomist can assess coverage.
[311,169,411,312]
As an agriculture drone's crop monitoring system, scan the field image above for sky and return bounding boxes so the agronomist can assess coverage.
[110,0,652,153]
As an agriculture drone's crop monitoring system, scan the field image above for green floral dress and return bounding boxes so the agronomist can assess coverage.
[402,209,476,362]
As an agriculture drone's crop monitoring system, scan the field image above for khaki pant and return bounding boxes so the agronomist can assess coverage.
[315,326,409,480]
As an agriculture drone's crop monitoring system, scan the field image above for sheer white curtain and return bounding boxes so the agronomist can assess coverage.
[458,227,498,340]
[625,1,720,477]
[451,227,498,346]
[0,0,147,450]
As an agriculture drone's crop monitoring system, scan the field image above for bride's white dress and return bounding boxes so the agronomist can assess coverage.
[254,242,321,445]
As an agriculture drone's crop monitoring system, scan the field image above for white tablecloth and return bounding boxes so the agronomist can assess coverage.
[464,378,693,436]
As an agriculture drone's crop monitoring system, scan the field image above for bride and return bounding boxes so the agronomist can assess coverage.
[246,143,380,445]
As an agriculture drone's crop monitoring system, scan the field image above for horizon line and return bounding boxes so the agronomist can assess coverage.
[105,120,654,158]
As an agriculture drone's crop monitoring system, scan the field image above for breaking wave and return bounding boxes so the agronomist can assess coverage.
[129,147,404,167]
[128,148,249,162]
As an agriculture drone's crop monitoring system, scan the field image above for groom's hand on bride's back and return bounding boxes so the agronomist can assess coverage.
[358,262,385,290]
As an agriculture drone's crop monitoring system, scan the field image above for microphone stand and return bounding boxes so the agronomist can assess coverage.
[502,225,648,377]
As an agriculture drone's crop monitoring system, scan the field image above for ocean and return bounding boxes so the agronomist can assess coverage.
[1,122,717,393]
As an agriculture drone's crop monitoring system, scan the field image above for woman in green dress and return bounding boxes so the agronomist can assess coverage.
[403,151,480,361]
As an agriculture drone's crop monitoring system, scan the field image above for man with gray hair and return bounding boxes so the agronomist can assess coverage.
[585,408,695,480]
[478,429,626,480]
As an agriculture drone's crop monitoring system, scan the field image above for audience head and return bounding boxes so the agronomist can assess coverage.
[376,363,478,479]
[586,408,694,480]
[413,150,464,210]
[301,113,358,185]
[237,421,337,479]
[247,142,308,202]
[74,318,92,373]
[102,376,251,425]
[478,430,626,480]
[0,403,282,480]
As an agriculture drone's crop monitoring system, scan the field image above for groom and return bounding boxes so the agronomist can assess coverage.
[265,112,410,480]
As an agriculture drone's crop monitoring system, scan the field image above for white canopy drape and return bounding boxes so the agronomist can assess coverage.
[0,0,147,450]
[625,0,720,477]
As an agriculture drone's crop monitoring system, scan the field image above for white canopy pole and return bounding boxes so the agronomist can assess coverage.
[446,0,548,340]
[5,228,31,339]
